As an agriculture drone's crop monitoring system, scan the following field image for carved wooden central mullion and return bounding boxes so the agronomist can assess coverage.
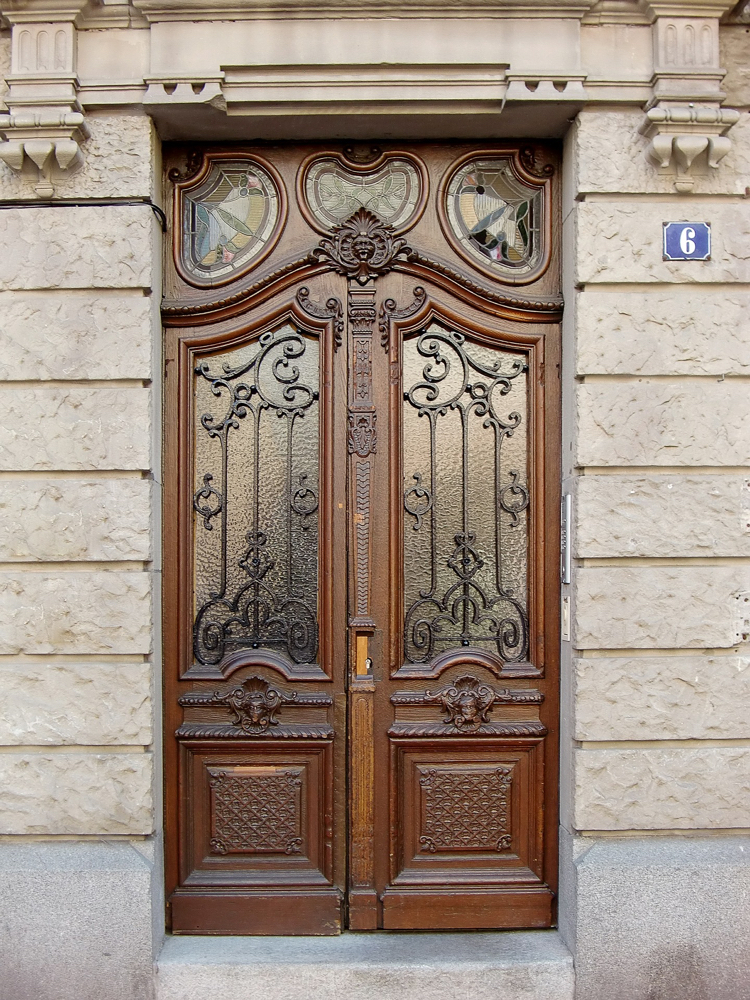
[348,278,377,628]
[346,276,378,927]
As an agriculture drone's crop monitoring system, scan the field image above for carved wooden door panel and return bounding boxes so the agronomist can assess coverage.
[163,144,560,935]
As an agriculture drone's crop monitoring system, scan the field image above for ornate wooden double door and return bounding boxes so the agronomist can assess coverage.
[163,143,561,935]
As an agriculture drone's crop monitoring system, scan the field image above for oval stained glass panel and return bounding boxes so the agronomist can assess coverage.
[445,158,543,277]
[304,156,422,231]
[181,159,281,284]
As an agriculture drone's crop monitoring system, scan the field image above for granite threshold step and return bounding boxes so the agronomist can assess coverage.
[156,929,575,1000]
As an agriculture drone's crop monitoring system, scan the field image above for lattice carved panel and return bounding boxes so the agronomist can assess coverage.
[418,764,513,854]
[209,765,303,855]
[392,740,546,887]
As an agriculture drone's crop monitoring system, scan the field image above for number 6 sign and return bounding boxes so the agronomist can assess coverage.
[663,222,711,261]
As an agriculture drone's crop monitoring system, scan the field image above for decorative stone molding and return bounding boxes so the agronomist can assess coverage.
[639,105,740,191]
[504,75,587,101]
[640,0,739,192]
[142,75,226,112]
[0,1,89,196]
[651,11,726,101]
[132,0,601,19]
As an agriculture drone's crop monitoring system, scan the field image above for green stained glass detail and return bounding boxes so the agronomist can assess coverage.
[182,159,280,283]
[445,158,543,275]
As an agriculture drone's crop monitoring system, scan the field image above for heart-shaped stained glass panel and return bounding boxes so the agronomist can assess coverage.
[303,155,424,232]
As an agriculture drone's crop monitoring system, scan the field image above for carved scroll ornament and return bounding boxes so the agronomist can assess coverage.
[296,286,344,349]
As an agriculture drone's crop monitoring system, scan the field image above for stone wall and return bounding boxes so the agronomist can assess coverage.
[0,10,748,1000]
[0,111,161,1000]
[559,82,750,1000]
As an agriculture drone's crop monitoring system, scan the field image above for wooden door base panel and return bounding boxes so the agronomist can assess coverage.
[381,887,553,930]
[347,888,380,929]
[170,889,343,935]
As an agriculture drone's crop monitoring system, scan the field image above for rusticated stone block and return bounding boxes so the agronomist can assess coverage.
[573,109,750,197]
[0,206,153,290]
[575,289,750,376]
[0,479,152,561]
[573,566,749,649]
[0,35,8,99]
[573,746,750,830]
[575,476,750,558]
[0,291,153,381]
[576,201,750,285]
[0,662,152,746]
[0,571,152,655]
[721,26,750,107]
[576,382,750,467]
[0,386,151,471]
[0,752,153,835]
[0,115,156,200]
[574,656,750,740]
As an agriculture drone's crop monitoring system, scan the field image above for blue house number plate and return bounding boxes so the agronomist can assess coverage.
[663,222,711,261]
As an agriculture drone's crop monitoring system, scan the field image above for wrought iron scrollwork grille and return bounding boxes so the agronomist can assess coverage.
[402,323,530,664]
[192,324,320,666]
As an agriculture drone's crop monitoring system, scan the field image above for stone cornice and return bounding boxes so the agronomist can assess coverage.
[582,1,652,25]
[642,0,735,17]
[131,0,602,19]
[0,0,88,22]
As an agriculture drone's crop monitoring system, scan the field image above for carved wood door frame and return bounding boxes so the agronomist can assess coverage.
[162,143,561,934]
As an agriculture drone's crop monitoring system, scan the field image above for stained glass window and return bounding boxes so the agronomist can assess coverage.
[304,156,422,231]
[444,158,543,277]
[181,158,281,284]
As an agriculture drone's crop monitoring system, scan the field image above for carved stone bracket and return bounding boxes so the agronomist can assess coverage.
[641,4,740,192]
[0,6,90,196]
[143,75,227,113]
[640,105,740,192]
[0,110,90,190]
